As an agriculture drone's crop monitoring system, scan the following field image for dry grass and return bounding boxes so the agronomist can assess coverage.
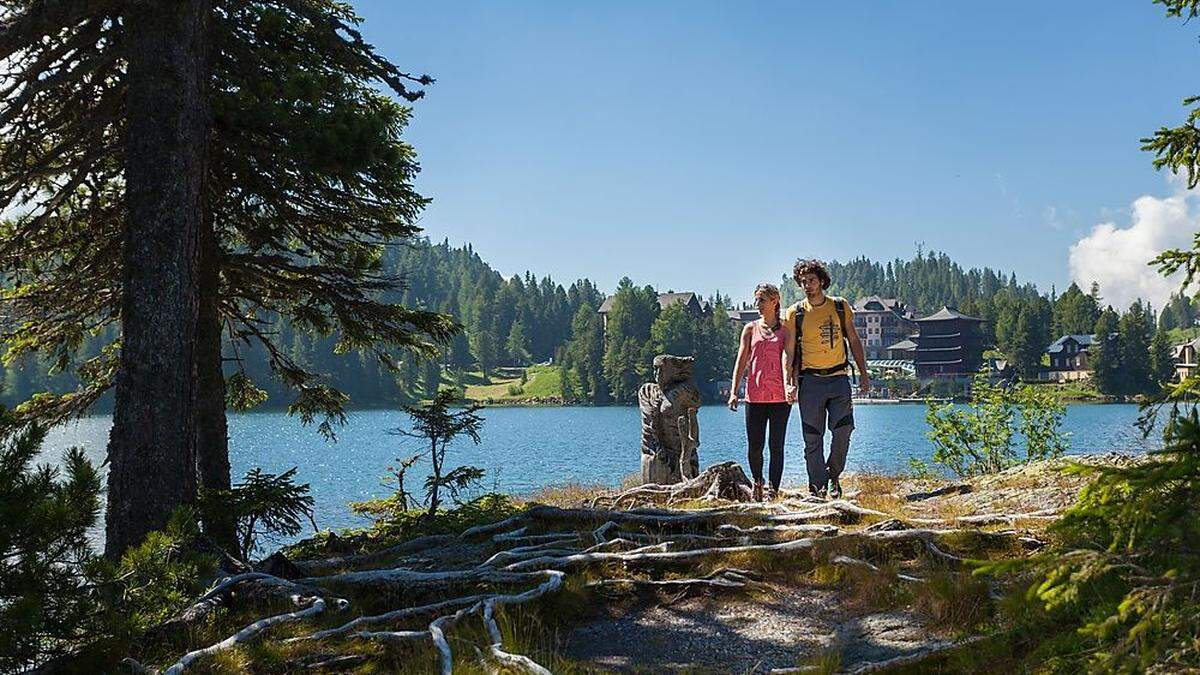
[794,648,843,674]
[523,481,611,508]
[808,560,911,611]
[911,570,994,632]
[844,472,906,515]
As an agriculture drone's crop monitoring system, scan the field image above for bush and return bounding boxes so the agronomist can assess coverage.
[200,467,316,560]
[349,493,520,545]
[102,508,215,633]
[924,376,1067,477]
[506,383,524,396]
[0,419,103,672]
[1001,407,1200,671]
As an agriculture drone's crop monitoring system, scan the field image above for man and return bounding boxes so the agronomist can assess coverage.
[782,259,869,498]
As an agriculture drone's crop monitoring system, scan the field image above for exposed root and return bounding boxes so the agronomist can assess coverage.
[908,509,1061,528]
[843,634,990,674]
[717,523,839,537]
[921,537,965,566]
[477,571,564,673]
[285,595,486,643]
[586,567,764,592]
[590,461,755,509]
[162,594,342,674]
[830,555,925,584]
[292,533,455,575]
[301,566,544,590]
[126,461,1061,673]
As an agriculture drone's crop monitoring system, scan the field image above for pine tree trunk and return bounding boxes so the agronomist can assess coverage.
[105,0,212,558]
[196,210,235,553]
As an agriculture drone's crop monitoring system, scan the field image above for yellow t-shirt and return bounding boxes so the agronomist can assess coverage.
[782,296,854,372]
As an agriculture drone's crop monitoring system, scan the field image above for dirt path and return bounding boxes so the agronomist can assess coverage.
[564,585,949,673]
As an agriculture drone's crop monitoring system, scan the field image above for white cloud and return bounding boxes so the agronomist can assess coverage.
[1068,179,1197,311]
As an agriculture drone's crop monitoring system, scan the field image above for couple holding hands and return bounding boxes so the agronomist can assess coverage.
[728,259,870,502]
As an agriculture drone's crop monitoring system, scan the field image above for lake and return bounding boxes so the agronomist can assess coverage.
[40,403,1156,545]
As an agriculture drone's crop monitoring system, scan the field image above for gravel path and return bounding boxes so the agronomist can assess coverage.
[563,584,947,673]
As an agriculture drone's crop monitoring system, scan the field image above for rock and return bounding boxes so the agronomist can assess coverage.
[904,483,971,501]
[255,551,305,580]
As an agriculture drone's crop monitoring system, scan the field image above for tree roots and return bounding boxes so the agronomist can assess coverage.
[130,464,1048,673]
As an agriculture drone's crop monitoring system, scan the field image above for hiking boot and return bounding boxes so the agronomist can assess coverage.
[829,477,843,500]
[766,485,779,502]
[809,484,828,499]
[752,480,764,502]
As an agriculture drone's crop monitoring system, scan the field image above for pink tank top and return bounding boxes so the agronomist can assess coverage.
[745,321,786,403]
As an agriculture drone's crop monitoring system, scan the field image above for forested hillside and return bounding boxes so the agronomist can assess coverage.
[3,243,1187,409]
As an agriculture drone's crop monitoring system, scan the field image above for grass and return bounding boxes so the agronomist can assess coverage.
[911,570,994,632]
[844,472,906,515]
[524,481,611,507]
[461,365,565,403]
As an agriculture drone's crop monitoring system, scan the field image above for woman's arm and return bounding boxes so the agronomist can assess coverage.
[728,323,752,410]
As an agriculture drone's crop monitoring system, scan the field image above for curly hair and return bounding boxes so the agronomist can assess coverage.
[792,258,831,290]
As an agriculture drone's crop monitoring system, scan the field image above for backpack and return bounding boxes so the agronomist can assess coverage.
[793,297,853,376]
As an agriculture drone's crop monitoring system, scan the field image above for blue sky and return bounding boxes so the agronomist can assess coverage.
[354,1,1200,308]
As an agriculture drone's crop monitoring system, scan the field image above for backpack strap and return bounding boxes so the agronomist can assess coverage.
[834,298,855,378]
[793,302,806,369]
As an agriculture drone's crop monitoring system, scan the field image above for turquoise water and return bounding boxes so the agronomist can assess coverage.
[41,404,1155,541]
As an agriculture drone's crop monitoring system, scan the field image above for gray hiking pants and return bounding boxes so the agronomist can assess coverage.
[798,373,854,492]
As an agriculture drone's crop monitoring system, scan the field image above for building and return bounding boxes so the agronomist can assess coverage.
[726,308,760,330]
[596,291,711,331]
[851,296,917,360]
[912,306,988,378]
[882,338,917,361]
[1174,336,1200,383]
[1042,334,1096,382]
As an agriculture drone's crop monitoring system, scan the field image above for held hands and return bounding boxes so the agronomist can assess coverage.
[857,373,871,396]
[727,393,739,411]
[785,383,797,404]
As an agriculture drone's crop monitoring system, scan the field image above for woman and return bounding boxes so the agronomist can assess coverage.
[728,283,795,500]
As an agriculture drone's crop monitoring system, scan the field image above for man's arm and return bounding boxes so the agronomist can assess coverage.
[846,325,869,393]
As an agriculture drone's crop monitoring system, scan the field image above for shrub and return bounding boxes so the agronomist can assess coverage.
[0,419,103,671]
[103,508,216,633]
[924,376,1067,477]
[200,467,316,560]
[1001,407,1200,671]
[391,388,485,517]
[351,493,520,543]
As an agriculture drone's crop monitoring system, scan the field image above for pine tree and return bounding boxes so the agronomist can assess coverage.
[650,303,696,357]
[601,279,659,402]
[1011,306,1043,379]
[1053,282,1101,336]
[1119,300,1154,395]
[1091,308,1122,396]
[471,329,498,381]
[1151,330,1177,388]
[0,417,103,670]
[505,320,531,366]
[0,0,456,554]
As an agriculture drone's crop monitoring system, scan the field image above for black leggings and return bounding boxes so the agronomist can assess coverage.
[746,402,790,490]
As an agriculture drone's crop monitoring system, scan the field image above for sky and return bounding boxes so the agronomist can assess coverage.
[352,1,1200,311]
